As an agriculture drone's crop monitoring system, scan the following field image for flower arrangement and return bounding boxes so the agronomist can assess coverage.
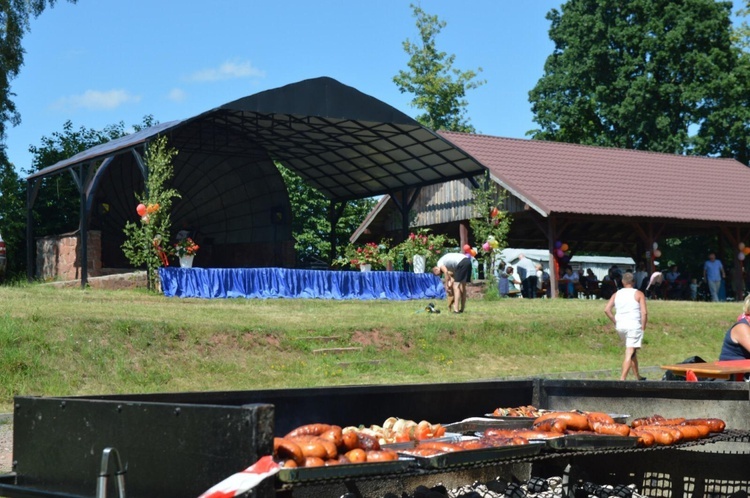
[392,229,456,266]
[334,241,388,269]
[174,237,199,257]
[348,242,382,267]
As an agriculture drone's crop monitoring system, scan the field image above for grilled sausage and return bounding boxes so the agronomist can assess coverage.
[630,430,655,447]
[532,417,567,433]
[683,418,725,433]
[365,449,399,462]
[341,429,359,451]
[591,422,631,437]
[344,448,367,463]
[535,412,590,431]
[416,441,462,453]
[303,456,325,467]
[319,425,343,448]
[274,437,304,465]
[631,415,665,428]
[586,411,615,426]
[286,423,332,438]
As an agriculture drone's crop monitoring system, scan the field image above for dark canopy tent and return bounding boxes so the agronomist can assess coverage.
[26,77,487,285]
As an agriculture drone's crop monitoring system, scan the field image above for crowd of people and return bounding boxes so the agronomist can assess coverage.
[430,250,749,380]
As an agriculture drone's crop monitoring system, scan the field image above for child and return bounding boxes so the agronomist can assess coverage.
[690,278,698,301]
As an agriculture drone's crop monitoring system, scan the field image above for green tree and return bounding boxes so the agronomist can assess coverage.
[529,0,740,156]
[0,159,26,279]
[469,172,511,285]
[121,136,180,291]
[393,3,485,132]
[277,163,376,265]
[26,117,156,238]
[693,1,750,165]
[0,0,77,166]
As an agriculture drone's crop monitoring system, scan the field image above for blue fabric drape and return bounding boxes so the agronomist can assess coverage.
[159,268,446,300]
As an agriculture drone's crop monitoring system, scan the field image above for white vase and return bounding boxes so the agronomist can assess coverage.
[179,255,194,268]
[412,254,426,274]
[359,264,372,272]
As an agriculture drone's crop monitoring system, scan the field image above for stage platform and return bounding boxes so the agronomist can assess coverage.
[159,267,446,300]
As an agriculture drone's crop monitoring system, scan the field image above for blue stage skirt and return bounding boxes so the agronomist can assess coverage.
[159,267,446,300]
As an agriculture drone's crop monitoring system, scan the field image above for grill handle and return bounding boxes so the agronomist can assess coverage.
[96,447,127,498]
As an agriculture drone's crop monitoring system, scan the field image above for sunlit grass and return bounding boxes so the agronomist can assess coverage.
[0,284,738,411]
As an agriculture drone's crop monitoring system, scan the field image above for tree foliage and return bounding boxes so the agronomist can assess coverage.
[25,117,157,238]
[393,3,485,132]
[121,136,180,291]
[529,0,746,162]
[0,1,77,163]
[277,163,377,266]
[469,172,512,283]
[0,160,25,279]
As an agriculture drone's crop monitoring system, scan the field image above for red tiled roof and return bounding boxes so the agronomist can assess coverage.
[439,131,750,223]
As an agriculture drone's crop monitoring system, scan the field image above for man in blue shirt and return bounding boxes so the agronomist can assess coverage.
[703,252,725,302]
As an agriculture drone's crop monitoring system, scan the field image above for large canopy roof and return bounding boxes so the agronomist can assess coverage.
[30,77,487,202]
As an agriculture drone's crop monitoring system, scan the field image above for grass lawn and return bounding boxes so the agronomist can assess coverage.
[0,284,738,412]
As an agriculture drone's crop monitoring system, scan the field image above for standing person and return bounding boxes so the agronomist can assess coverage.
[432,253,472,313]
[703,252,726,302]
[604,272,648,381]
[516,254,538,299]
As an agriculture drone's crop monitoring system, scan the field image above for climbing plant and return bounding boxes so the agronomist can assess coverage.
[121,136,180,291]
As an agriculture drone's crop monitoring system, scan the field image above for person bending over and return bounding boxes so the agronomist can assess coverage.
[604,272,648,380]
[432,253,472,313]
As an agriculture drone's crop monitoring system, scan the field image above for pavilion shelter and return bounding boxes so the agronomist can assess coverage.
[25,77,487,286]
[353,131,750,298]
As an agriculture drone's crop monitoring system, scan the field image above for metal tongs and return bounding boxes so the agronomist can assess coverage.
[96,447,127,498]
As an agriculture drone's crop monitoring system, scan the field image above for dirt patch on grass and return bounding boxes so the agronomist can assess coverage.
[350,330,410,352]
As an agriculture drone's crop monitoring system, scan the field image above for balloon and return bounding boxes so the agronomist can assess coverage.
[136,203,147,216]
[744,247,750,256]
[652,242,658,250]
[555,241,562,249]
[491,207,499,218]
[740,242,746,251]
[470,249,477,257]
[141,214,150,224]
[482,242,491,252]
[490,239,499,249]
[560,243,569,252]
[653,249,662,258]
[555,248,564,258]
[463,244,471,254]
[739,252,746,261]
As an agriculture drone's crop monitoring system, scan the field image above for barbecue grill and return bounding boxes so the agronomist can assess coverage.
[0,379,747,498]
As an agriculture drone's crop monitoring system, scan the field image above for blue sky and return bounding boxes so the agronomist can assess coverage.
[7,1,564,172]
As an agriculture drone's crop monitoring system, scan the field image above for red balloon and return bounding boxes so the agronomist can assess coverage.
[491,207,499,218]
[462,244,471,253]
[136,203,147,216]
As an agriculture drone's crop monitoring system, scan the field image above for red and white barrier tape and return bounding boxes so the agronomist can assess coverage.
[198,455,280,498]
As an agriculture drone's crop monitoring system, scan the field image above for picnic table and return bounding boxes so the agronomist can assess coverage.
[660,359,750,381]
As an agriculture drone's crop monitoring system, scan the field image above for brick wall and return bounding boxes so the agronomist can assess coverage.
[36,231,102,281]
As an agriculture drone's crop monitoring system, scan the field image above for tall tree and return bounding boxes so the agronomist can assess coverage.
[0,0,77,163]
[277,164,376,266]
[394,3,485,132]
[528,0,741,156]
[26,117,156,239]
[0,160,25,278]
[693,1,750,165]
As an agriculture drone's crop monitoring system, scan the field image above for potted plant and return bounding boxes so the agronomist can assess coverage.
[174,237,199,268]
[393,229,456,273]
[335,242,387,271]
